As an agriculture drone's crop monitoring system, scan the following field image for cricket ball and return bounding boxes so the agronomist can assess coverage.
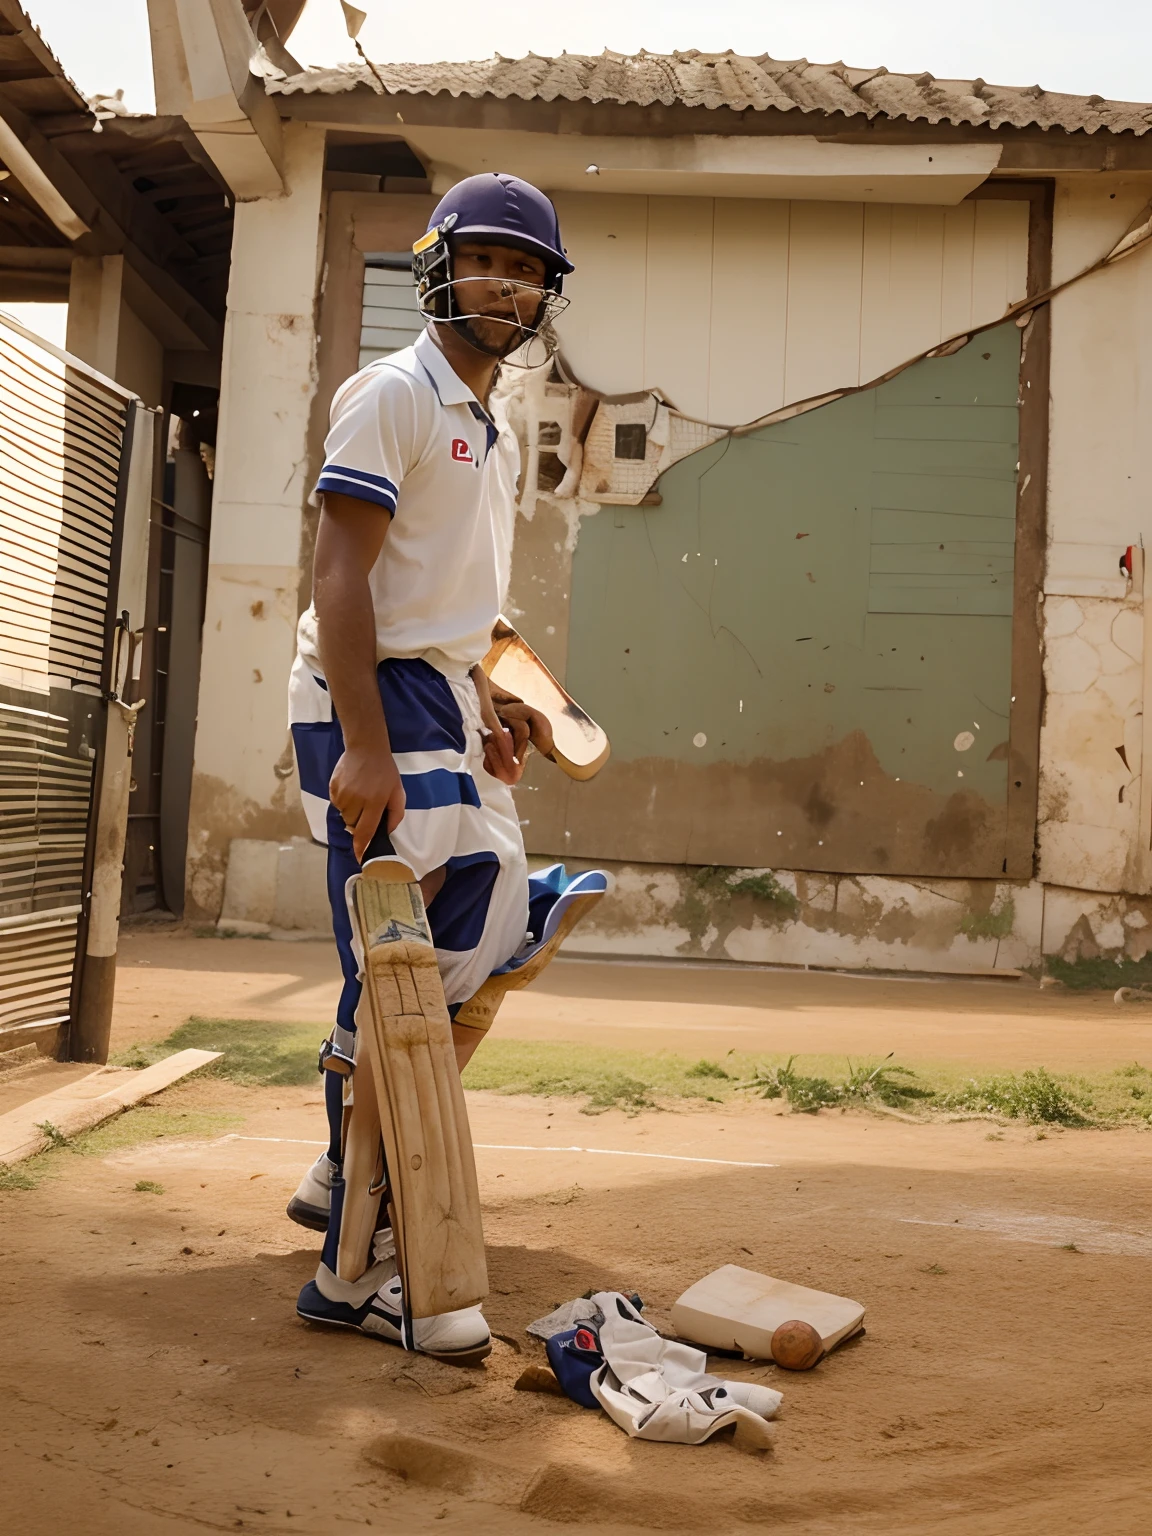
[771,1319,823,1371]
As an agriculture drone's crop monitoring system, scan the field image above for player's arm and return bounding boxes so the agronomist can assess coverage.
[314,491,405,858]
[470,665,555,784]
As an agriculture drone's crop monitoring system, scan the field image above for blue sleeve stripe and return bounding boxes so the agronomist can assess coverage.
[316,472,397,511]
[322,463,399,495]
[400,768,482,811]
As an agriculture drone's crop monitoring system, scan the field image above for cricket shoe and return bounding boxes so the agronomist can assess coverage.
[297,1271,492,1367]
[286,1152,334,1232]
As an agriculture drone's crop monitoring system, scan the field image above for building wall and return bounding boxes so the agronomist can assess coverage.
[209,170,1152,979]
[183,122,326,922]
[1038,173,1152,901]
[552,192,1029,422]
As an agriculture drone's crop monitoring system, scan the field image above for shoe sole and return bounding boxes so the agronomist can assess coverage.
[296,1302,491,1366]
[286,1196,330,1233]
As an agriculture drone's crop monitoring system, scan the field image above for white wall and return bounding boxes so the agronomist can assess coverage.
[184,122,327,922]
[1038,173,1152,896]
[552,192,1029,423]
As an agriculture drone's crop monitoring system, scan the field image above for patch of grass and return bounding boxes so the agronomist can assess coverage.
[461,1038,748,1109]
[70,1104,241,1158]
[940,1068,1094,1125]
[1044,953,1152,991]
[921,1263,948,1275]
[115,1016,322,1087]
[0,1102,242,1194]
[133,1179,164,1194]
[0,1163,37,1191]
[581,1075,656,1115]
[960,898,1015,942]
[113,1017,1152,1129]
[685,1059,731,1080]
[1061,1242,1080,1252]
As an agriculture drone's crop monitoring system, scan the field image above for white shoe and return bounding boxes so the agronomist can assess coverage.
[286,1153,334,1232]
[297,1232,491,1367]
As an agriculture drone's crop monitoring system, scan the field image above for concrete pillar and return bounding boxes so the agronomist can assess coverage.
[66,255,164,405]
[183,122,326,921]
[66,256,124,377]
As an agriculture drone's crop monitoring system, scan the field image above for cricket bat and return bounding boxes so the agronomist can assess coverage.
[480,616,610,780]
[345,823,488,1320]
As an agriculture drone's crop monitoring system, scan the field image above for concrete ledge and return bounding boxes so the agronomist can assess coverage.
[218,836,330,935]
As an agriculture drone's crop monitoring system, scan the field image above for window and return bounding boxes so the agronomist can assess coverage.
[359,253,423,367]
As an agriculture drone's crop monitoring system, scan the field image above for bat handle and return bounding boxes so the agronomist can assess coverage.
[361,820,396,866]
[359,819,417,885]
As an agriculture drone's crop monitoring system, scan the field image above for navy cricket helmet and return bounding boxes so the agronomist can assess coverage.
[412,173,573,357]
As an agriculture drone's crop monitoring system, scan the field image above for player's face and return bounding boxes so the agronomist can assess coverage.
[451,241,549,348]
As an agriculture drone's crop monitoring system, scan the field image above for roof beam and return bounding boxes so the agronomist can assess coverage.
[0,92,222,350]
[0,101,90,237]
[280,88,1152,172]
[147,0,285,199]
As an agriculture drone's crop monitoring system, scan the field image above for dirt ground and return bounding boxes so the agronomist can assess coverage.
[4,930,1152,1533]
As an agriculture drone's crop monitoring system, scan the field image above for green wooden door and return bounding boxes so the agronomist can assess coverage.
[554,322,1022,877]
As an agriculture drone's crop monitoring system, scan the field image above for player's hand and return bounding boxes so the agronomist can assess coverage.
[329,743,406,861]
[494,700,554,761]
[479,709,522,784]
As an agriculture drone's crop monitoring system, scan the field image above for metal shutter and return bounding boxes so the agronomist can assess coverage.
[0,315,134,1049]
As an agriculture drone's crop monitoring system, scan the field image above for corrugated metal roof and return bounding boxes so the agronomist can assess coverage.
[269,49,1152,136]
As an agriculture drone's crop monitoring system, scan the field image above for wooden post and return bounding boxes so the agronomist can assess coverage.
[70,404,158,1063]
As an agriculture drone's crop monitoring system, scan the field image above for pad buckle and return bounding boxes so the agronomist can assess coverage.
[319,1038,356,1077]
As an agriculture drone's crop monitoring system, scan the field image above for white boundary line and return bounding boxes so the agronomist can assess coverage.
[475,1143,776,1168]
[219,1134,775,1169]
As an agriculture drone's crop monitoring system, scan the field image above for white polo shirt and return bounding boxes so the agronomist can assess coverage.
[296,326,520,682]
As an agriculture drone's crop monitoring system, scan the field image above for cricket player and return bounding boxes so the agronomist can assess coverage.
[284,174,588,1364]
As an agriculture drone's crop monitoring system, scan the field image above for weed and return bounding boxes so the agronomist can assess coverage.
[921,1263,947,1275]
[36,1120,70,1149]
[842,1055,933,1108]
[686,865,800,919]
[960,899,1016,942]
[0,1163,37,1191]
[1061,1242,1080,1252]
[726,870,801,917]
[941,1068,1093,1125]
[744,1053,930,1114]
[985,1132,1005,1142]
[133,1180,164,1194]
[744,1057,841,1113]
[685,1059,730,1080]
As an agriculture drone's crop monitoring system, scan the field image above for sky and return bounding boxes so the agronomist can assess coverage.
[20,0,1152,114]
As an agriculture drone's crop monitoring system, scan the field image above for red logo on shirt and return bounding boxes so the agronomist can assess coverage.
[451,438,474,464]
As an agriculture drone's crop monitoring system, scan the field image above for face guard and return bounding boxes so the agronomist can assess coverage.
[412,216,570,361]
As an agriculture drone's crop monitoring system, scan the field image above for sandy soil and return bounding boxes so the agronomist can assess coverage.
[114,925,1152,1070]
[3,934,1152,1533]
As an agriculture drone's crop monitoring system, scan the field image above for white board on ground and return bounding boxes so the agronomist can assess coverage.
[672,1264,864,1360]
